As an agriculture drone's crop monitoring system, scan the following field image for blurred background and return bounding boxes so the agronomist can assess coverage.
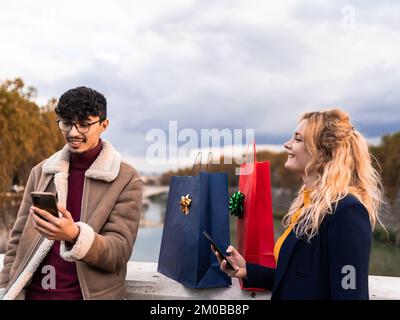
[0,0,399,276]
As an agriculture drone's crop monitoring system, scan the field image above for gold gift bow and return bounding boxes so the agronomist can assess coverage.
[180,194,192,215]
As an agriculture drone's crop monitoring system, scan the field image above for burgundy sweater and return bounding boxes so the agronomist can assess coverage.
[26,140,103,300]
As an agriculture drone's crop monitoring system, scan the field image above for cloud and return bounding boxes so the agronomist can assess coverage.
[1,1,399,172]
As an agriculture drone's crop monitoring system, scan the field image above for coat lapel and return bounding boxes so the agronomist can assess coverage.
[41,139,122,213]
[41,139,122,222]
[84,141,121,182]
[273,230,300,293]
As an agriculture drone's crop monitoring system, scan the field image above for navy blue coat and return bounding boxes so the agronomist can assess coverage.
[243,194,372,300]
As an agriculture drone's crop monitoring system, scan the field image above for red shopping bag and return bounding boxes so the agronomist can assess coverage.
[236,143,276,291]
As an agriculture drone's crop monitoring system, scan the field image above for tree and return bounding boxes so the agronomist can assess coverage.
[370,132,400,204]
[0,78,65,192]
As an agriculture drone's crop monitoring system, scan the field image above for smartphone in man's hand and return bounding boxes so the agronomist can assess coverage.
[30,192,59,221]
[203,230,235,271]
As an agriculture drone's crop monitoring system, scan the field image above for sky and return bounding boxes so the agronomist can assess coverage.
[1,0,399,173]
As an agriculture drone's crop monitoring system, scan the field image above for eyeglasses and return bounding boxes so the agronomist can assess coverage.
[56,119,104,133]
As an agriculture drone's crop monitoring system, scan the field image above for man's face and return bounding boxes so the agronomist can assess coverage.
[58,115,109,154]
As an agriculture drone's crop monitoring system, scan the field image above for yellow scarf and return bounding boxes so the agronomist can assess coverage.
[273,189,311,263]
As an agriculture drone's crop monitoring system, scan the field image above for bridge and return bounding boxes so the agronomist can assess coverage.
[143,186,169,198]
[142,186,169,208]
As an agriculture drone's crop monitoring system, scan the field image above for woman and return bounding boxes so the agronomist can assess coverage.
[214,108,383,300]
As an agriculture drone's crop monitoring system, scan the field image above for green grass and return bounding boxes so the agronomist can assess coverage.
[369,240,400,276]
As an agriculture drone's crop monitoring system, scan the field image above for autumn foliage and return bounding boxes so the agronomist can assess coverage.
[0,78,65,192]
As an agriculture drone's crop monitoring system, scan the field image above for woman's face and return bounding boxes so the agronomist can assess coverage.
[283,119,312,175]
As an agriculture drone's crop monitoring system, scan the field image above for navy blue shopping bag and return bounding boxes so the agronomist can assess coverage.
[157,171,231,288]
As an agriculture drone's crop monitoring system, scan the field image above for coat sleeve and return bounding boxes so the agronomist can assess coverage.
[327,200,372,300]
[242,263,276,291]
[0,167,37,289]
[60,174,143,273]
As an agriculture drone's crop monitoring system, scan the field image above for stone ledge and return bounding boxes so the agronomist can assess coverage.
[1,255,399,300]
[125,261,269,300]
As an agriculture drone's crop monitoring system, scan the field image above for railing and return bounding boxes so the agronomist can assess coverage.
[1,255,400,299]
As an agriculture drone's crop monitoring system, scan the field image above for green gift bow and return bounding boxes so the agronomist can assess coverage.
[229,191,244,218]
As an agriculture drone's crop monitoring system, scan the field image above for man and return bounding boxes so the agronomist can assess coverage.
[0,86,143,300]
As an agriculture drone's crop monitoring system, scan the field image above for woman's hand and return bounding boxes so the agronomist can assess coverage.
[212,245,247,279]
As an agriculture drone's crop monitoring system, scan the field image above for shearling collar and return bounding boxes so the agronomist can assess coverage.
[42,139,121,182]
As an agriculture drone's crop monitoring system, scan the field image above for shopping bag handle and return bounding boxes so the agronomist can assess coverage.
[192,152,203,174]
[240,140,256,176]
[206,151,213,171]
[244,140,257,164]
[191,151,214,174]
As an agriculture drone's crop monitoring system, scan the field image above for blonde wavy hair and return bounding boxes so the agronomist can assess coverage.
[283,108,383,240]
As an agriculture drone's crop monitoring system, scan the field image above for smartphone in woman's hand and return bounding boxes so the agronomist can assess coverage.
[203,230,235,270]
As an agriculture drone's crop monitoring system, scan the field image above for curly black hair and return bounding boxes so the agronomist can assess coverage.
[55,86,107,121]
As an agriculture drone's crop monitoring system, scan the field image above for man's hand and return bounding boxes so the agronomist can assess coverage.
[30,203,80,243]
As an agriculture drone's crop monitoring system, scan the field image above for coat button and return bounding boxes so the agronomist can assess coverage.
[296,271,306,280]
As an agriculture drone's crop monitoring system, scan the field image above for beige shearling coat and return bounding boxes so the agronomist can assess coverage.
[0,140,143,299]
